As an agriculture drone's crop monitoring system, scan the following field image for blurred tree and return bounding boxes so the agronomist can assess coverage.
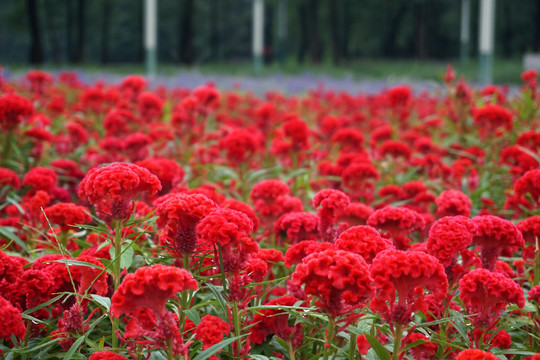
[178,0,194,65]
[27,0,43,64]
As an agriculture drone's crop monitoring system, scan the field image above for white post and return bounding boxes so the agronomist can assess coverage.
[253,0,264,74]
[479,0,495,85]
[145,0,157,78]
[460,0,470,63]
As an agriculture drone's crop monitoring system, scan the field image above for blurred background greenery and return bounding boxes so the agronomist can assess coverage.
[0,0,538,83]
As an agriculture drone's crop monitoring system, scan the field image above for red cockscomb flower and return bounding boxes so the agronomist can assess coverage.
[402,333,438,360]
[284,240,335,267]
[335,225,394,263]
[473,104,513,137]
[111,264,198,317]
[313,189,350,242]
[514,169,540,207]
[426,216,477,283]
[274,211,319,245]
[0,167,20,189]
[89,351,130,360]
[291,249,374,317]
[471,215,524,271]
[250,179,290,219]
[23,166,58,192]
[223,198,260,232]
[0,93,34,130]
[370,249,448,325]
[78,162,161,221]
[249,295,303,346]
[331,128,364,153]
[459,268,524,328]
[138,91,163,122]
[195,314,230,350]
[0,295,26,341]
[220,128,260,163]
[156,193,217,255]
[386,85,412,107]
[197,208,257,273]
[42,203,91,232]
[378,140,412,160]
[338,202,374,226]
[435,190,472,218]
[136,158,185,193]
[455,349,498,360]
[367,206,425,250]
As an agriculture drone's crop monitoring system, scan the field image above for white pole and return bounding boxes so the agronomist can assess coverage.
[253,0,264,74]
[145,0,157,78]
[460,0,470,63]
[479,0,495,85]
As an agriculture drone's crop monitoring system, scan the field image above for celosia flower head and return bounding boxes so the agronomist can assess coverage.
[459,268,524,328]
[89,351,130,360]
[473,104,513,137]
[291,249,374,317]
[0,93,34,130]
[335,225,394,263]
[514,169,540,207]
[0,295,26,341]
[367,206,425,250]
[284,240,335,267]
[155,192,217,254]
[274,211,319,245]
[312,189,350,242]
[197,208,257,272]
[78,162,161,220]
[0,167,20,189]
[23,166,58,192]
[195,314,230,350]
[370,249,448,325]
[435,189,472,218]
[471,215,524,270]
[250,179,290,218]
[455,349,498,360]
[42,203,91,232]
[111,264,198,317]
[426,216,477,270]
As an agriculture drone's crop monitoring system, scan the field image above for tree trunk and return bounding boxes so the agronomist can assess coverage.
[101,0,111,64]
[329,0,341,65]
[382,2,407,57]
[308,0,322,63]
[415,1,427,59]
[297,1,308,63]
[179,0,194,65]
[27,0,44,64]
[66,0,74,62]
[534,0,540,52]
[75,0,85,62]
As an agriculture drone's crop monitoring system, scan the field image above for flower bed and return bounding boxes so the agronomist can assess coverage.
[0,67,540,359]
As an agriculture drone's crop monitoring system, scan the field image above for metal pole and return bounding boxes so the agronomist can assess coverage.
[145,0,157,78]
[460,0,470,63]
[479,0,495,85]
[277,0,287,66]
[253,0,264,74]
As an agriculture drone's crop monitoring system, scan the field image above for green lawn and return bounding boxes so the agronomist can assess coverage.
[5,57,526,84]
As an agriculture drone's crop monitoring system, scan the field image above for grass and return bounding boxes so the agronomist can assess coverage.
[3,57,525,84]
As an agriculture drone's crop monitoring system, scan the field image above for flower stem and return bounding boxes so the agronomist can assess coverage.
[232,301,242,360]
[349,331,357,360]
[287,339,296,360]
[1,129,13,167]
[392,324,403,360]
[534,236,539,287]
[323,316,335,360]
[111,219,124,351]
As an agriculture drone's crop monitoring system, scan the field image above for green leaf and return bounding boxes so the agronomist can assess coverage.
[364,333,391,360]
[48,259,106,271]
[63,336,86,360]
[192,335,245,360]
[23,294,64,315]
[184,308,201,325]
[91,294,111,311]
[250,355,271,360]
[0,226,28,252]
[206,283,229,322]
[109,240,135,270]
